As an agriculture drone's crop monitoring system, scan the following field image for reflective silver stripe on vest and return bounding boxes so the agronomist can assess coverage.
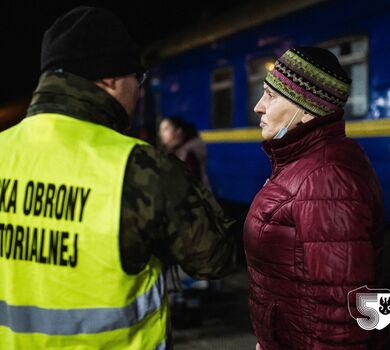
[153,340,166,350]
[0,273,164,335]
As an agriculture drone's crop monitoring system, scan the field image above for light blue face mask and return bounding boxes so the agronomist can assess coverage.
[273,109,300,139]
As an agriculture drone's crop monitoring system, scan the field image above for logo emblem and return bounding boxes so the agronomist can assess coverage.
[348,285,390,330]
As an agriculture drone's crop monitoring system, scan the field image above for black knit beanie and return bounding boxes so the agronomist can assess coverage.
[41,6,144,80]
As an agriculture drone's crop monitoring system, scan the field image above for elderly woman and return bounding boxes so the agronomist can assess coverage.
[244,47,387,349]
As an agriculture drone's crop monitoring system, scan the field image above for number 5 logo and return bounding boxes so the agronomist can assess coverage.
[348,285,390,330]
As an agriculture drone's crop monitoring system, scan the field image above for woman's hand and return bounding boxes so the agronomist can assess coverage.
[256,343,261,350]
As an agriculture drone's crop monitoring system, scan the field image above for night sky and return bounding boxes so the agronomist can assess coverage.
[1,0,242,104]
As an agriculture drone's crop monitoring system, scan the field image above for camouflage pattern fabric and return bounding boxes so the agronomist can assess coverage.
[27,71,237,280]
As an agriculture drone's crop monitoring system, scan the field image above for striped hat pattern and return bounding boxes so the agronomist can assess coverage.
[264,47,352,117]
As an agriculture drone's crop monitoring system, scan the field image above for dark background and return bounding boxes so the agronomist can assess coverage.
[1,0,244,104]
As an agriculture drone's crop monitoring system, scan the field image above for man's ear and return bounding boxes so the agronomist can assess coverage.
[95,78,117,92]
[301,111,315,124]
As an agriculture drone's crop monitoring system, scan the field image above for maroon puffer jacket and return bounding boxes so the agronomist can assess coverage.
[244,112,387,349]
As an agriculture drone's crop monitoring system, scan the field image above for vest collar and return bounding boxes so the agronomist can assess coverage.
[26,71,129,132]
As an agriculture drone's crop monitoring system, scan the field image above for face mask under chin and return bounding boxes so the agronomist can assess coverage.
[273,109,300,140]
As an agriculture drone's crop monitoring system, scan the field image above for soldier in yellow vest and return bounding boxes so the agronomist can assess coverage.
[0,6,237,350]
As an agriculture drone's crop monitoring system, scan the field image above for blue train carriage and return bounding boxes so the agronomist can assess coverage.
[148,0,390,220]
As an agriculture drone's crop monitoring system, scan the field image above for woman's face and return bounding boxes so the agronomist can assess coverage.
[254,84,302,141]
[159,119,181,147]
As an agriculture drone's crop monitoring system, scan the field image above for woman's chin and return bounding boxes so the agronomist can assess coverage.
[261,129,273,141]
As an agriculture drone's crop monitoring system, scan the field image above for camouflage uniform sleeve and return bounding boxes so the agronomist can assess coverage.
[120,144,237,279]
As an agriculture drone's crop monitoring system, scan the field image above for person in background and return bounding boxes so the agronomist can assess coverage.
[159,116,210,188]
[0,6,237,350]
[159,116,216,328]
[245,47,387,349]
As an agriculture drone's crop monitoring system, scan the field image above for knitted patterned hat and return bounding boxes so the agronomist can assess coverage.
[264,47,352,117]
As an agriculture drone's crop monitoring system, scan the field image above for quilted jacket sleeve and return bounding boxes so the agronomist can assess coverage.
[292,163,385,349]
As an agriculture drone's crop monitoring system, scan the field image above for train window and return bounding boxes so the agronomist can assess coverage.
[247,57,275,126]
[320,36,368,118]
[211,66,233,128]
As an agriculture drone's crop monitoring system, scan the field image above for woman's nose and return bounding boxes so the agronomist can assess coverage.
[254,95,266,114]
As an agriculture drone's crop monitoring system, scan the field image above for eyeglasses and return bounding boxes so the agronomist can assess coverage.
[136,71,148,87]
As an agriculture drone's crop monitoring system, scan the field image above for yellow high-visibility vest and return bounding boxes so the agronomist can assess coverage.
[0,113,168,350]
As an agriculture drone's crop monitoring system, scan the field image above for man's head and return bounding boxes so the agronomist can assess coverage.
[94,75,140,117]
[254,47,351,141]
[41,6,145,120]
